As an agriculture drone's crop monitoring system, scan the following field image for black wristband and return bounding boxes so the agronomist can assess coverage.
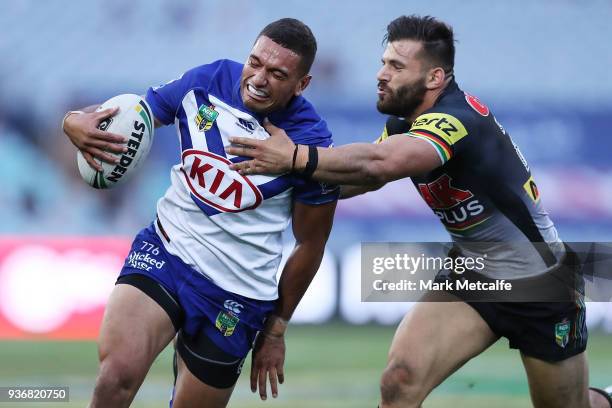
[291,145,299,172]
[302,145,318,178]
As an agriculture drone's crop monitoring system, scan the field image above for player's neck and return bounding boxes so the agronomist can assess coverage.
[406,78,452,122]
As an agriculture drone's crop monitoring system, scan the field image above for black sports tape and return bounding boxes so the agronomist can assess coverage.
[302,145,318,179]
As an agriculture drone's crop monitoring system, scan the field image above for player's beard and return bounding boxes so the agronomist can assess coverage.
[377,77,427,118]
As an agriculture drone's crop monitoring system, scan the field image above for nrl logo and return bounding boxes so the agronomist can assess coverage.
[195,104,219,132]
[215,310,240,337]
[555,319,570,348]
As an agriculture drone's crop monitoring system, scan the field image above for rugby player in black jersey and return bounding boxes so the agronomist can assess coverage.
[227,15,612,408]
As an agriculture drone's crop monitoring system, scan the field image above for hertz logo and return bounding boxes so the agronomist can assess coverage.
[411,113,468,145]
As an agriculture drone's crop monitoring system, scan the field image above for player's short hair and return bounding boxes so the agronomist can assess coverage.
[384,15,455,74]
[258,18,317,75]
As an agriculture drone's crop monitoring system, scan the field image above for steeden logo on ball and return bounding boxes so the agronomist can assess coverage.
[76,94,154,189]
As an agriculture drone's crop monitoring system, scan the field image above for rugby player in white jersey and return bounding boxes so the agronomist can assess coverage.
[63,18,338,408]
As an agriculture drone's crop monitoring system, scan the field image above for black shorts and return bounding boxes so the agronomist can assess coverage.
[436,247,588,362]
[467,298,587,362]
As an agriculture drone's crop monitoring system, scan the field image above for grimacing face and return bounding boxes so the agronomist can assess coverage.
[240,35,310,114]
[376,40,429,118]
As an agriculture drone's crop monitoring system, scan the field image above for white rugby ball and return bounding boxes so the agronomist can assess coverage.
[77,94,154,189]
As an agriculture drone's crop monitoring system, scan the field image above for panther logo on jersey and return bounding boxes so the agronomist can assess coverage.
[464,93,490,116]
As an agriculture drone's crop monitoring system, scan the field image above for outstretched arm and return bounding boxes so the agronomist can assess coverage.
[226,120,442,185]
[250,200,336,401]
[339,183,385,199]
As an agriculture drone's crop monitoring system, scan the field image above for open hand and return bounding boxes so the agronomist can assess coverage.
[250,328,286,400]
[226,119,295,175]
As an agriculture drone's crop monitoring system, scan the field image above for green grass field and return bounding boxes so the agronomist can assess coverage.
[0,325,609,408]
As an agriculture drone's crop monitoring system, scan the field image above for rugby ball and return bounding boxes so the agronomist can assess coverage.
[77,94,154,189]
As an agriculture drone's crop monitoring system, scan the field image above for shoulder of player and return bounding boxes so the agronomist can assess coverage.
[270,97,332,147]
[428,89,494,131]
[409,102,481,145]
[385,116,411,134]
[167,59,243,110]
[373,116,410,144]
[183,59,241,87]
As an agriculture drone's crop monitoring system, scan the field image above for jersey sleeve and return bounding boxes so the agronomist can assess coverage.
[292,121,340,205]
[375,126,389,144]
[145,61,223,126]
[407,110,472,164]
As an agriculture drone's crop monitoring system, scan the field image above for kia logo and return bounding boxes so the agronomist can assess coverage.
[181,150,263,213]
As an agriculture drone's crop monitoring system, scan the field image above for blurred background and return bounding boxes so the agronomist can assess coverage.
[0,0,611,407]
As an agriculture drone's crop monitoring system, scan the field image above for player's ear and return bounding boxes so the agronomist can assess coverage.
[294,74,312,96]
[426,67,446,90]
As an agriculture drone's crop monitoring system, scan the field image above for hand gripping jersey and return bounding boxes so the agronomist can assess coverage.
[146,59,338,300]
[377,80,564,279]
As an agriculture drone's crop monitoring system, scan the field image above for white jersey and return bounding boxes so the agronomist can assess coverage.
[146,59,338,300]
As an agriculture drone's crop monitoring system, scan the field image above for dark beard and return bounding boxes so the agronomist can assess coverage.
[377,79,427,118]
